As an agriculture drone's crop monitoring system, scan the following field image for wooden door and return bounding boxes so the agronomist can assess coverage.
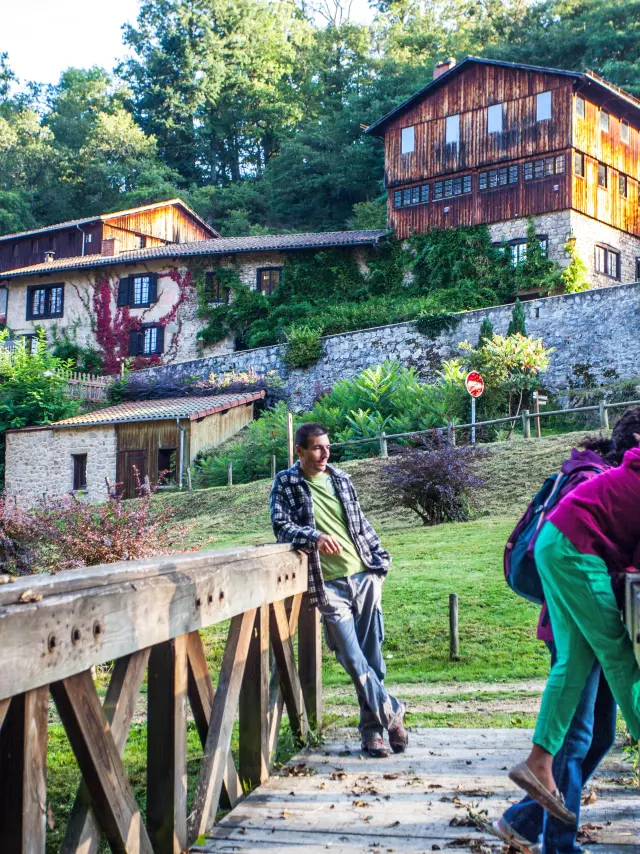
[116,450,147,499]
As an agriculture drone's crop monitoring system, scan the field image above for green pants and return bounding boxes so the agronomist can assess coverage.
[533,522,640,755]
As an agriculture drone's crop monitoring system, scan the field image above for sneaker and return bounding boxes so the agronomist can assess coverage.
[361,732,390,758]
[388,702,408,753]
[491,817,542,854]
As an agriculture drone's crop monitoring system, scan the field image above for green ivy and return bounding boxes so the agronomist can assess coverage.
[284,324,323,368]
[414,312,460,338]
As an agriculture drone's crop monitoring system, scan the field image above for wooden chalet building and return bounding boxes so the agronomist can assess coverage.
[366,56,640,288]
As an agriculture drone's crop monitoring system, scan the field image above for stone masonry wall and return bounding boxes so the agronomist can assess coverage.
[134,280,640,411]
[5,424,117,508]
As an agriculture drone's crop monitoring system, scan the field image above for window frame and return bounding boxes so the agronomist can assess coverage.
[128,323,165,357]
[72,454,88,492]
[256,267,282,296]
[445,114,460,146]
[157,448,177,485]
[600,110,610,133]
[621,120,630,144]
[487,103,503,134]
[401,126,414,154]
[536,91,552,122]
[597,162,608,189]
[575,96,585,119]
[205,271,230,305]
[594,244,620,280]
[574,152,585,178]
[507,235,548,267]
[26,283,64,320]
[117,273,158,308]
[619,174,628,198]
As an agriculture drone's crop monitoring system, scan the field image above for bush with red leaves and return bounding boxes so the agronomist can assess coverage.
[0,496,40,575]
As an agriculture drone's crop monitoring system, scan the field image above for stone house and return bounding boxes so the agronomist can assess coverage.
[4,391,265,506]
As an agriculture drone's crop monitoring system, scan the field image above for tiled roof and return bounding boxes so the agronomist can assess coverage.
[0,198,218,243]
[364,56,640,137]
[46,391,266,429]
[0,230,386,280]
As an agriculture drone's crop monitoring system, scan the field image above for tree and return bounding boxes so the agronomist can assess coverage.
[477,316,495,348]
[507,298,527,337]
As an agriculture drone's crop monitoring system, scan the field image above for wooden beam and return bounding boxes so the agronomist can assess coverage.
[0,549,306,701]
[147,636,188,854]
[51,671,154,854]
[268,595,302,765]
[297,595,323,729]
[0,686,48,854]
[270,600,309,742]
[62,650,150,854]
[239,605,270,788]
[186,631,243,809]
[0,696,10,731]
[187,610,256,843]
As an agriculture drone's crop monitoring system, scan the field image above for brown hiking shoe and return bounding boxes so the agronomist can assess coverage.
[361,733,390,758]
[389,703,408,753]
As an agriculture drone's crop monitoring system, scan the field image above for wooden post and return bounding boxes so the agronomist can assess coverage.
[533,394,542,439]
[186,468,193,491]
[147,636,188,854]
[227,461,233,487]
[379,432,388,459]
[271,454,277,479]
[287,413,294,468]
[450,423,456,447]
[449,594,459,661]
[297,596,322,729]
[0,686,49,854]
[599,400,610,430]
[521,409,531,439]
[239,605,270,788]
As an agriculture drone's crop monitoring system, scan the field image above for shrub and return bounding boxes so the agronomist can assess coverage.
[284,325,323,369]
[507,298,527,337]
[0,496,40,574]
[383,435,484,526]
[477,317,494,348]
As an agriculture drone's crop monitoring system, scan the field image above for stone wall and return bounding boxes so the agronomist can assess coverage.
[5,424,117,508]
[133,280,640,411]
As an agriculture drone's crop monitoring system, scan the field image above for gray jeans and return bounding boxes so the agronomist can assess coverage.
[318,570,401,739]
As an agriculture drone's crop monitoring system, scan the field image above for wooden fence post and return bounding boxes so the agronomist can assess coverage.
[449,594,459,661]
[297,597,323,729]
[227,462,233,487]
[271,455,277,479]
[287,413,294,468]
[533,394,542,439]
[521,409,531,439]
[239,606,270,788]
[186,468,193,491]
[599,400,610,430]
[379,432,388,459]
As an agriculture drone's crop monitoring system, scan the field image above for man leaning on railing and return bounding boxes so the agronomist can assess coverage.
[269,421,408,758]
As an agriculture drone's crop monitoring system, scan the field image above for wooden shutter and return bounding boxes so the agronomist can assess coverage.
[148,273,158,303]
[155,325,164,354]
[117,277,130,306]
[128,329,140,356]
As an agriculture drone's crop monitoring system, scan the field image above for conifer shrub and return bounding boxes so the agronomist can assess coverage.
[284,325,323,369]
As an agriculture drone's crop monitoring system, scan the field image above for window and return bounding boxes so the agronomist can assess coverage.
[393,190,402,208]
[619,174,628,198]
[463,175,472,193]
[393,183,431,207]
[508,236,548,266]
[86,234,93,244]
[128,324,164,356]
[0,286,7,321]
[600,110,610,133]
[30,239,39,254]
[428,176,472,200]
[157,449,177,484]
[636,257,640,282]
[134,235,147,249]
[117,274,158,308]
[523,161,533,181]
[487,103,503,134]
[508,165,519,184]
[257,267,281,295]
[21,333,36,354]
[536,91,552,122]
[575,96,585,119]
[434,181,443,200]
[12,243,18,259]
[621,120,630,144]
[574,152,585,177]
[595,245,620,279]
[72,454,87,491]
[411,186,420,204]
[26,283,64,320]
[401,126,414,154]
[597,163,607,189]
[420,184,430,203]
[445,114,459,146]
[205,271,230,304]
[523,156,565,182]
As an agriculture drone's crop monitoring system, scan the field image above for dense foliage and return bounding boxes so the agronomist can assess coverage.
[383,435,485,526]
[2,0,640,234]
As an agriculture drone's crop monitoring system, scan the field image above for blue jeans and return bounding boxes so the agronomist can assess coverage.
[318,571,401,739]
[504,642,617,854]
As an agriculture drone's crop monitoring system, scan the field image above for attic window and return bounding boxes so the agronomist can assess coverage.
[445,114,459,146]
[487,104,503,134]
[621,120,630,143]
[401,126,414,154]
[600,110,610,133]
[575,96,585,119]
[536,91,552,122]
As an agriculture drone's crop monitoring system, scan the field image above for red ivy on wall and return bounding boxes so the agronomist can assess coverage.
[92,268,195,375]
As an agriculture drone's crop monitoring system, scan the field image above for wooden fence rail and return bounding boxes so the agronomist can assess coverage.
[0,543,321,854]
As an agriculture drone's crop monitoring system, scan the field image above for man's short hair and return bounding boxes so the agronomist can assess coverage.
[295,422,329,449]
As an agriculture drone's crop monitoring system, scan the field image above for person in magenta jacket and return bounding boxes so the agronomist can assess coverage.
[509,408,640,826]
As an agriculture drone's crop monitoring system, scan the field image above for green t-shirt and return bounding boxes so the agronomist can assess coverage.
[304,472,365,583]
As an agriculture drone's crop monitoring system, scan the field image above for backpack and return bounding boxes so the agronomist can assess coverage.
[504,463,605,604]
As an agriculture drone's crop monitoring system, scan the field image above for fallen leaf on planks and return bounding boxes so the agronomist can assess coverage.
[19,590,42,603]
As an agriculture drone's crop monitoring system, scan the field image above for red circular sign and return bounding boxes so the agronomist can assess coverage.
[465,371,484,398]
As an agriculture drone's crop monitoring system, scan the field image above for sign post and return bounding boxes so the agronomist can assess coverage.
[465,371,485,444]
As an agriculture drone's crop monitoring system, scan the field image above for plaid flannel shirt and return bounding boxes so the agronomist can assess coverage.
[269,461,391,607]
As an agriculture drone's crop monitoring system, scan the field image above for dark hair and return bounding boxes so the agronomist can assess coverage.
[611,407,640,462]
[295,422,329,449]
[580,435,616,463]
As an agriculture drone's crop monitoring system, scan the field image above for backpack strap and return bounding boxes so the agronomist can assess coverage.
[534,472,565,534]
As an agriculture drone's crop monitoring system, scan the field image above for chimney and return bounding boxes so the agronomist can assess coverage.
[44,250,55,263]
[101,237,121,257]
[434,57,456,79]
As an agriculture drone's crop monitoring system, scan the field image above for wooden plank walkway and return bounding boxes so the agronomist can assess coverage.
[199,728,640,853]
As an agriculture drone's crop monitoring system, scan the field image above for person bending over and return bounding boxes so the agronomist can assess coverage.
[508,409,640,825]
[270,422,407,757]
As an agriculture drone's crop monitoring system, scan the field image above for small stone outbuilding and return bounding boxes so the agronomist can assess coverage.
[5,391,264,506]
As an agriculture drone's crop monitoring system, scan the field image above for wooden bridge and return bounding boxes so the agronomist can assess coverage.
[1,550,639,853]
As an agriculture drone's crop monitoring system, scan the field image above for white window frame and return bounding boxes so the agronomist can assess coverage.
[487,104,503,134]
[401,126,414,154]
[536,91,552,122]
[445,114,460,146]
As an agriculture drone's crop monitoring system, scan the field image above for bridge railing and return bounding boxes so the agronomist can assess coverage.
[0,543,321,854]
